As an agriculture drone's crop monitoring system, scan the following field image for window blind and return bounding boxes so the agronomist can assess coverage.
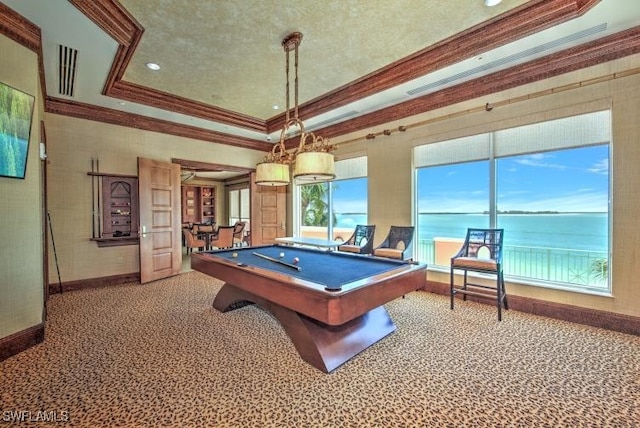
[334,156,367,180]
[414,134,491,168]
[414,110,610,166]
[229,190,239,218]
[494,110,611,157]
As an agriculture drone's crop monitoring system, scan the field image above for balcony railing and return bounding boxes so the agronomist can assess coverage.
[416,239,608,290]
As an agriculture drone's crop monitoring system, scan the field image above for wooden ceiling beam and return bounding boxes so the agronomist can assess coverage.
[172,158,254,174]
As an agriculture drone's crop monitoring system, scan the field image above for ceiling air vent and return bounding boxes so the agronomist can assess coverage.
[305,110,360,131]
[406,23,608,97]
[58,44,78,97]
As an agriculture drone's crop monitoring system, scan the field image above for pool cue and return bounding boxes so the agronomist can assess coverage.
[47,211,63,293]
[253,251,302,271]
[96,158,101,237]
[91,159,95,238]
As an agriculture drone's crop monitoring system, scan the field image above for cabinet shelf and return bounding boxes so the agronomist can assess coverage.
[89,172,139,246]
[182,185,216,225]
[102,177,138,238]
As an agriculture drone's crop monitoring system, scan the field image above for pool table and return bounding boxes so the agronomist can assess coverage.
[191,244,427,373]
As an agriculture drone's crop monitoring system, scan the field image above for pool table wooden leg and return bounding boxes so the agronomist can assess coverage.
[212,283,396,373]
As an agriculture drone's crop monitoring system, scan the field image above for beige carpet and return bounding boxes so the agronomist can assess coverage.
[1,271,639,427]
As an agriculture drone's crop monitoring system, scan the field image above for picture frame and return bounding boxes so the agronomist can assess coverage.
[0,81,35,179]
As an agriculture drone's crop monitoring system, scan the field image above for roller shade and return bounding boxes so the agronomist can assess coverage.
[334,156,367,180]
[494,110,611,157]
[414,134,491,168]
[414,110,610,167]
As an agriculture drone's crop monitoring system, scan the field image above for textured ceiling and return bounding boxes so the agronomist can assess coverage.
[4,0,640,182]
[118,0,529,120]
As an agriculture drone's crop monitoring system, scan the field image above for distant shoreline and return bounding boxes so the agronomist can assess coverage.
[418,211,607,215]
[337,212,607,215]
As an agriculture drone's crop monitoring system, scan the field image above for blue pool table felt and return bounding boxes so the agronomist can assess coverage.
[203,245,407,289]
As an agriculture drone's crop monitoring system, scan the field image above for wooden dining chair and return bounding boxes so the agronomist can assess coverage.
[210,226,235,250]
[183,228,206,254]
[232,221,248,247]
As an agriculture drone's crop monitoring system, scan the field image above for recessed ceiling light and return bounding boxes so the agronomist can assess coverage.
[118,101,126,106]
[145,62,161,71]
[272,104,280,110]
[484,0,502,6]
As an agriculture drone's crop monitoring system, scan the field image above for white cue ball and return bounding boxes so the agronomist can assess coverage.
[279,252,285,258]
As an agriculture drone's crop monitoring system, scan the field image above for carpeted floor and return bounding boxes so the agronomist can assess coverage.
[1,271,639,427]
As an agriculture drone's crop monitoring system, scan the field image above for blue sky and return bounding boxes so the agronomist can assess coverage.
[418,145,609,213]
[332,178,368,213]
[330,144,609,214]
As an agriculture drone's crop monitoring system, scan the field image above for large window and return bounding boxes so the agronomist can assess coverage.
[415,110,611,293]
[295,156,368,241]
[229,186,250,225]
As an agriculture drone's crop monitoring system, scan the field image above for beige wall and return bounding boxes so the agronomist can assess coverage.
[4,33,640,345]
[43,114,264,283]
[0,36,44,338]
[334,54,640,318]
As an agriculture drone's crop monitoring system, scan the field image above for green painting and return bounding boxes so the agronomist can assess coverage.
[0,82,35,179]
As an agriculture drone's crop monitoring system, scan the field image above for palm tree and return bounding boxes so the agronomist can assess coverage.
[299,183,338,226]
[590,258,608,282]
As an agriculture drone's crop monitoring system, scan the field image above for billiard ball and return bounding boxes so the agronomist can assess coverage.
[232,252,238,258]
[279,252,285,258]
[293,257,300,264]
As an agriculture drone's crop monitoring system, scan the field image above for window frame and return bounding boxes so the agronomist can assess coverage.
[293,156,368,241]
[414,110,612,294]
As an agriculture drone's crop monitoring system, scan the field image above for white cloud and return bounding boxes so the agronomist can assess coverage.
[515,153,567,170]
[588,158,609,175]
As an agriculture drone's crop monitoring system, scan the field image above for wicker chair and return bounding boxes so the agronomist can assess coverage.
[338,225,376,254]
[450,228,507,321]
[373,226,415,260]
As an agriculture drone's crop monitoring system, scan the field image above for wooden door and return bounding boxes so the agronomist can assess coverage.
[138,157,181,283]
[250,172,287,245]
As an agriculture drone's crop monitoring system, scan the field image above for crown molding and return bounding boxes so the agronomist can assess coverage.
[45,97,270,151]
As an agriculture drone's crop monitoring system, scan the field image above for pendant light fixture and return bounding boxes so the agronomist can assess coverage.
[255,32,336,186]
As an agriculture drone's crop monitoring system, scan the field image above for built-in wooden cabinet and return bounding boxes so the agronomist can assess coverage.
[201,186,216,223]
[102,176,138,238]
[88,171,139,247]
[182,186,198,224]
[181,185,216,224]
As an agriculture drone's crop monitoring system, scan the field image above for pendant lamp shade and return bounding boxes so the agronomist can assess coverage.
[255,162,290,186]
[292,152,336,182]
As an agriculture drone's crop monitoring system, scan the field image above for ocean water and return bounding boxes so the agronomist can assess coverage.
[335,213,608,252]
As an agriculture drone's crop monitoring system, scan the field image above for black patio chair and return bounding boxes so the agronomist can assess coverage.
[373,226,415,261]
[337,225,376,254]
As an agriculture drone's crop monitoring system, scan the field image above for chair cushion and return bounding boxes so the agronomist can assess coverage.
[339,244,362,254]
[374,248,404,259]
[452,256,497,271]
